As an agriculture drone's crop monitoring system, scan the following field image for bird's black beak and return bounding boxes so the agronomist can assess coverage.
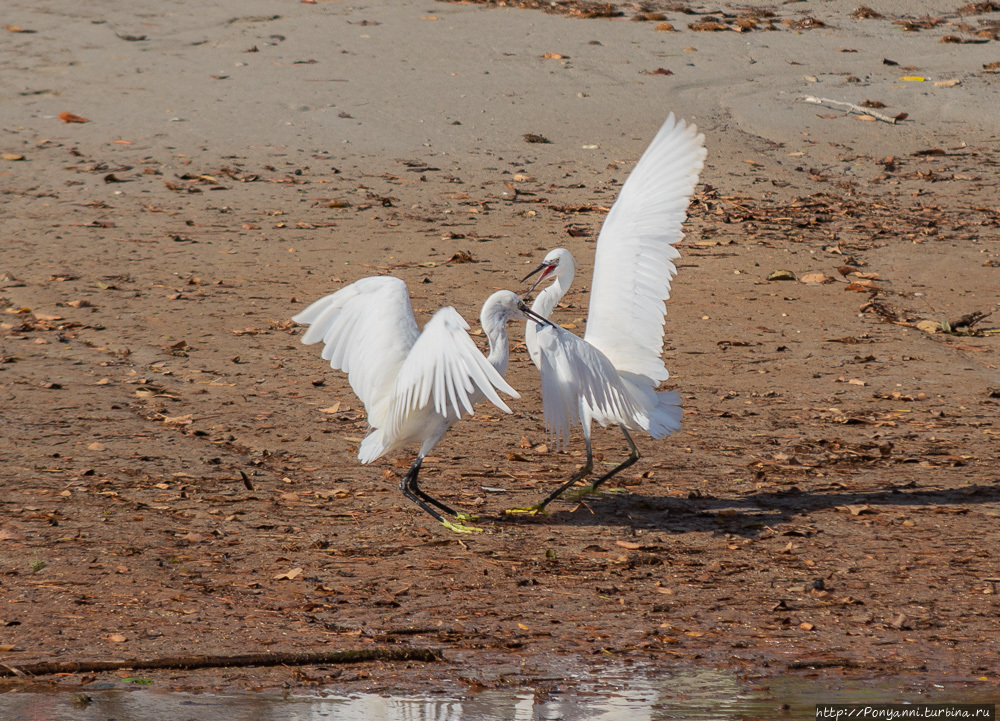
[521,262,555,295]
[520,304,558,329]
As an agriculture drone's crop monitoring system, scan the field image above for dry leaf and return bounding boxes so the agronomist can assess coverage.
[163,414,193,426]
[274,567,303,581]
[615,540,642,550]
[542,52,568,59]
[315,488,351,499]
[108,633,127,643]
[767,270,797,281]
[87,442,106,451]
[58,112,89,124]
[800,272,832,284]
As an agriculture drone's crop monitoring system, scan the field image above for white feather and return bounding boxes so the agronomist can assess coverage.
[294,278,520,464]
[584,113,707,382]
[535,325,647,451]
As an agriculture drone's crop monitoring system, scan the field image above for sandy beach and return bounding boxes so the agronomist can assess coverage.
[2,0,999,698]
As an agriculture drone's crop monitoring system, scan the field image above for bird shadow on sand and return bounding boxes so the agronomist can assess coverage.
[492,482,1000,537]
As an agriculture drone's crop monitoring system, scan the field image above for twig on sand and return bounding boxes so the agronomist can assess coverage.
[0,647,442,678]
[800,96,900,124]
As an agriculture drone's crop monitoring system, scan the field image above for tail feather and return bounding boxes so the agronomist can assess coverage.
[358,428,388,464]
[645,389,682,439]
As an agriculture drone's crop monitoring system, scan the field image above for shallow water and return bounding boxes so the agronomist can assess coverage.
[1,669,996,721]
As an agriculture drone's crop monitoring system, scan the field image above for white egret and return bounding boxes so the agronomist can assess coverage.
[293,276,552,531]
[512,113,707,513]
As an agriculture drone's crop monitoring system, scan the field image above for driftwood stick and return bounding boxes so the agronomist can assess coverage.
[948,309,993,330]
[800,96,900,124]
[0,647,442,678]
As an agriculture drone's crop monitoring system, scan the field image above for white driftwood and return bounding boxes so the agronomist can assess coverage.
[800,96,900,124]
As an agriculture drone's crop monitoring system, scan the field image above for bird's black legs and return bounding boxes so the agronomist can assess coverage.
[506,437,594,515]
[399,456,458,520]
[506,427,641,515]
[398,456,483,533]
[588,427,640,492]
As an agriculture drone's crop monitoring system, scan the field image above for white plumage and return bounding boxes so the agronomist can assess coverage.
[294,277,547,529]
[514,113,706,512]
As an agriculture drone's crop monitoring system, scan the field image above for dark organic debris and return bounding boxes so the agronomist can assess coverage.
[0,648,442,678]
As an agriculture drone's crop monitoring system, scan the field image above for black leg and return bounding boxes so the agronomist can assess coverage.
[534,437,594,511]
[398,456,459,521]
[589,427,640,492]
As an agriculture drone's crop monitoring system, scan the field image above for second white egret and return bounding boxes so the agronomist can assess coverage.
[512,113,707,513]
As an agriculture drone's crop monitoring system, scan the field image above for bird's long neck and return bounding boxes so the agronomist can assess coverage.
[525,268,574,369]
[531,269,573,320]
[480,306,511,376]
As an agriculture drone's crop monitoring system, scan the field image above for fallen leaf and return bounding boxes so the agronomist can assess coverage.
[800,272,832,284]
[1,153,25,161]
[274,567,303,581]
[315,488,351,499]
[318,402,342,414]
[58,112,89,124]
[615,541,642,550]
[800,622,815,631]
[541,52,568,59]
[162,414,193,426]
[108,634,127,643]
[767,270,797,281]
[846,504,874,516]
[87,442,106,451]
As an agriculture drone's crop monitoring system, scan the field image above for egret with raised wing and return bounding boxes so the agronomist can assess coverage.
[511,113,707,513]
[293,277,552,532]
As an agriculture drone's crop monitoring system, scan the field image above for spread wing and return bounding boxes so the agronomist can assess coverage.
[535,325,645,451]
[292,276,420,427]
[584,113,706,382]
[384,306,518,440]
[294,278,518,435]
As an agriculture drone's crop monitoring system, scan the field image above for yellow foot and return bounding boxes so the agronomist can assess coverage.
[565,484,600,500]
[504,506,549,516]
[455,512,480,523]
[441,518,485,534]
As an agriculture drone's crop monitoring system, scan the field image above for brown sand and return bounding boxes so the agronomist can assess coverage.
[1,0,999,695]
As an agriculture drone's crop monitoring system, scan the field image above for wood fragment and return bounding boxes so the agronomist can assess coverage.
[800,96,901,124]
[0,647,442,678]
[240,470,255,491]
[948,310,993,331]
